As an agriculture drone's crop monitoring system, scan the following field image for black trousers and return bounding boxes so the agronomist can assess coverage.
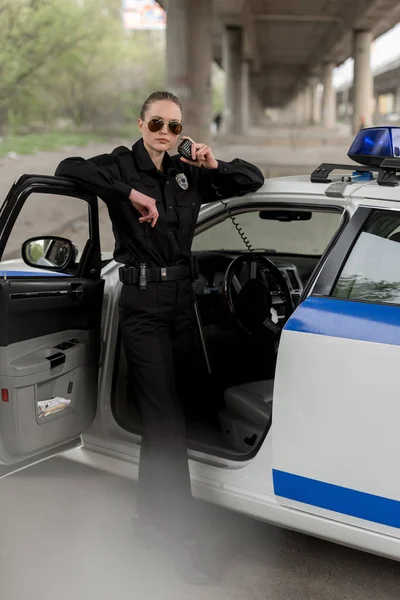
[119,277,199,541]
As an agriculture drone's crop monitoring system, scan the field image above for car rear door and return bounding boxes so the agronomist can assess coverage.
[272,202,400,536]
[0,174,104,476]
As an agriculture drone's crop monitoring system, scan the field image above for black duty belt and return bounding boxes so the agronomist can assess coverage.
[119,264,192,287]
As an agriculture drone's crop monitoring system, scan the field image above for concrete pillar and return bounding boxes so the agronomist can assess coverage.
[242,60,251,131]
[280,99,291,125]
[279,101,292,125]
[303,86,311,125]
[223,26,244,134]
[309,78,320,125]
[250,84,264,125]
[373,94,380,123]
[342,87,350,120]
[289,93,297,125]
[288,96,299,125]
[289,97,297,125]
[304,82,319,125]
[294,89,307,126]
[394,87,400,114]
[166,0,212,144]
[321,62,336,129]
[352,29,373,134]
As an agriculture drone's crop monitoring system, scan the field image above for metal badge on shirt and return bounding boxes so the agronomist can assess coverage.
[175,173,189,190]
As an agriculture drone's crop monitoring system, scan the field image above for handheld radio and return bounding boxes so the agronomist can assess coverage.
[178,139,195,161]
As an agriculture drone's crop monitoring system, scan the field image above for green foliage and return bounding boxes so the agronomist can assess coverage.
[0,0,222,137]
[0,132,108,158]
[0,0,165,134]
[335,274,400,303]
[27,242,44,263]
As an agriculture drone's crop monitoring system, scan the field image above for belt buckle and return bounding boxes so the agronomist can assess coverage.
[160,267,167,281]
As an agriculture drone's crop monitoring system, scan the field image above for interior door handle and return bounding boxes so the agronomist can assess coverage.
[69,285,84,299]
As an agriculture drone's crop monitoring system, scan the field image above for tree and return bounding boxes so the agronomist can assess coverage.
[335,274,400,303]
[0,0,150,132]
[42,29,165,132]
[0,0,167,133]
[0,1,85,124]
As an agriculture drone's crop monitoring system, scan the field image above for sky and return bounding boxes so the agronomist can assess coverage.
[333,22,400,89]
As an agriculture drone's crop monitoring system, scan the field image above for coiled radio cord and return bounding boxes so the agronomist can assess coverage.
[219,199,255,254]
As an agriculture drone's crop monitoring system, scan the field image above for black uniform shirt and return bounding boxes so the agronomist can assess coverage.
[152,159,179,229]
[55,139,264,268]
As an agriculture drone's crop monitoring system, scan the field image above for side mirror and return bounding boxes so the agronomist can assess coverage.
[22,236,76,271]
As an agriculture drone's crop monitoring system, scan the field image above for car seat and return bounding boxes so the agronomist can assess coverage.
[219,380,273,453]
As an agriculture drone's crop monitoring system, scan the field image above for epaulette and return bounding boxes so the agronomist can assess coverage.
[112,146,131,155]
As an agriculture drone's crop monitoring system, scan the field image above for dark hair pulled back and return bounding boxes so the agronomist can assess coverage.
[140,91,182,120]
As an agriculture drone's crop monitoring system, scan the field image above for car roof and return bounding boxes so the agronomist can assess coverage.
[198,168,400,224]
[264,173,400,202]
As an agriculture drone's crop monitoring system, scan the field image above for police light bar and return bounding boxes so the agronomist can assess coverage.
[348,126,400,166]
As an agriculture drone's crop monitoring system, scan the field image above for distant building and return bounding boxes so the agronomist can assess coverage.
[122,0,166,30]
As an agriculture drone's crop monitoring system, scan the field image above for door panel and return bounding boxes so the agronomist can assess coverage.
[272,206,400,537]
[0,328,98,462]
[273,297,400,536]
[0,176,103,472]
[0,278,103,345]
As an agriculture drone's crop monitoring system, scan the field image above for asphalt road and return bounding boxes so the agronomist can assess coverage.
[0,457,399,600]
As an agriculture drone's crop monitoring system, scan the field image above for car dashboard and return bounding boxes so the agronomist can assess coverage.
[193,250,304,303]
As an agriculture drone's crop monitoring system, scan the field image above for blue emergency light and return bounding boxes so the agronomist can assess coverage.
[311,126,400,186]
[348,126,400,166]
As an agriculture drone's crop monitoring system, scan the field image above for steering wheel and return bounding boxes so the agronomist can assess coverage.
[223,254,292,336]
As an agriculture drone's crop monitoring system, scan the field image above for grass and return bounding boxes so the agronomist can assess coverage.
[0,131,110,158]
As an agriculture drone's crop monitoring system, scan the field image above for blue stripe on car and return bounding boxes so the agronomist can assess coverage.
[0,270,68,277]
[273,469,400,529]
[285,296,400,346]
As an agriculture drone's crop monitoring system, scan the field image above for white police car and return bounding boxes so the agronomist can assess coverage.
[1,127,400,562]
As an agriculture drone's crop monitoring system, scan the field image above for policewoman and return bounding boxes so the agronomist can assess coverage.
[55,91,264,583]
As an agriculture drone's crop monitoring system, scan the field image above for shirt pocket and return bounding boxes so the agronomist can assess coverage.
[175,190,197,225]
[175,191,202,252]
[130,177,157,197]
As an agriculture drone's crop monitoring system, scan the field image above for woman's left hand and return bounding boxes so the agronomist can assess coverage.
[179,136,218,169]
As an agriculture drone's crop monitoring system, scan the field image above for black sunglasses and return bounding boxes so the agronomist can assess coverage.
[145,118,183,136]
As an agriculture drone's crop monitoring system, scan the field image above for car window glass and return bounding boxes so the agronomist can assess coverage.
[1,193,90,273]
[193,209,341,255]
[333,210,400,304]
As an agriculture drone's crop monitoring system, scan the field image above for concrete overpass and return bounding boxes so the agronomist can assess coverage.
[374,56,400,101]
[158,0,400,141]
[336,53,400,122]
[374,56,400,116]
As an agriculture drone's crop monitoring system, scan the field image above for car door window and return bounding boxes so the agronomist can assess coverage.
[332,210,400,304]
[2,192,89,273]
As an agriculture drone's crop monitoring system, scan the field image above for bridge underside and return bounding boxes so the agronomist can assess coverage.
[159,0,400,140]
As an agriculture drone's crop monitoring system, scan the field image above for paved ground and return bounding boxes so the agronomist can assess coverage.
[0,457,399,600]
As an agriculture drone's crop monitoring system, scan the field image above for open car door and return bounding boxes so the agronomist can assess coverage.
[0,174,104,477]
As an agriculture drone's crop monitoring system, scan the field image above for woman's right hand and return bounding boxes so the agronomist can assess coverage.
[129,189,159,227]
